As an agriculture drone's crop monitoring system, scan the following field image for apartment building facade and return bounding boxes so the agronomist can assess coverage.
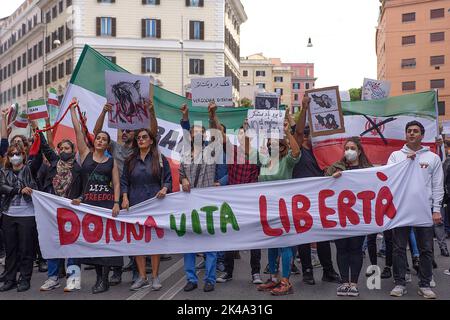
[376,0,449,119]
[0,0,247,112]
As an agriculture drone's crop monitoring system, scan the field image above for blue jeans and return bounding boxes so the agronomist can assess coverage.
[409,229,420,257]
[268,247,293,279]
[48,258,79,280]
[184,252,217,285]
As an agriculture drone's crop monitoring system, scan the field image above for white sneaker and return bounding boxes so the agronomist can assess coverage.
[40,278,60,291]
[390,285,407,297]
[252,273,263,284]
[152,276,162,291]
[405,273,412,283]
[430,276,436,288]
[418,287,437,299]
[64,275,81,292]
[311,253,322,268]
[444,269,450,276]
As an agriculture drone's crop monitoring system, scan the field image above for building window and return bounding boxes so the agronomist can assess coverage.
[431,79,445,89]
[46,11,51,23]
[186,0,204,7]
[402,35,416,45]
[294,94,299,101]
[142,19,161,38]
[274,76,283,83]
[59,1,64,13]
[98,0,116,3]
[12,61,16,74]
[28,48,32,63]
[142,57,161,74]
[401,58,416,68]
[402,12,416,22]
[243,70,248,77]
[17,57,21,71]
[430,55,445,66]
[293,83,301,90]
[52,6,57,19]
[45,36,50,53]
[28,78,32,92]
[256,83,265,89]
[33,44,38,60]
[22,80,26,94]
[143,0,160,4]
[52,67,57,82]
[45,70,51,85]
[190,21,204,40]
[430,8,445,19]
[38,72,43,86]
[59,63,64,79]
[402,81,416,91]
[438,101,446,116]
[97,17,116,36]
[17,84,21,97]
[67,0,72,7]
[66,23,73,40]
[274,88,283,96]
[305,83,310,90]
[12,87,16,99]
[33,75,37,89]
[256,71,266,77]
[189,59,204,75]
[66,58,73,74]
[430,32,445,42]
[38,41,43,57]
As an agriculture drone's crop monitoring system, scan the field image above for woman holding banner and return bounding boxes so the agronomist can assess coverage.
[69,98,122,295]
[121,127,172,292]
[326,137,373,297]
[257,120,301,296]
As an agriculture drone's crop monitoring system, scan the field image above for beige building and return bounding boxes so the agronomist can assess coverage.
[377,0,449,119]
[0,0,247,113]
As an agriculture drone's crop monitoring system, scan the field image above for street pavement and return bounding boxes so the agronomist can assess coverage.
[0,238,449,300]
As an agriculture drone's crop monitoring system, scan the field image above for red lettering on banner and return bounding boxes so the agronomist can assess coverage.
[292,195,313,234]
[144,216,165,241]
[279,199,291,233]
[105,220,125,243]
[375,186,397,226]
[259,196,283,237]
[319,190,337,229]
[82,214,104,243]
[338,190,360,228]
[357,191,376,224]
[126,223,144,243]
[57,208,81,245]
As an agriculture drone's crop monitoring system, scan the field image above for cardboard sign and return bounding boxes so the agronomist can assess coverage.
[255,92,280,110]
[247,109,285,138]
[191,77,233,107]
[106,71,150,130]
[362,78,391,101]
[306,86,345,137]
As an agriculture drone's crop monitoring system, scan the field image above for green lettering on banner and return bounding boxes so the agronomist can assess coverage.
[201,206,219,235]
[191,210,202,234]
[220,202,240,233]
[170,214,186,237]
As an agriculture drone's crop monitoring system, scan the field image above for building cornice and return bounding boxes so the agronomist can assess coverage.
[228,0,248,24]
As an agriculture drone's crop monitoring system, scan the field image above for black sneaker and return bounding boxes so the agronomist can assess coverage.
[38,261,48,273]
[216,273,232,283]
[0,281,17,292]
[0,270,7,283]
[263,263,278,274]
[17,279,30,292]
[303,269,315,285]
[160,255,172,261]
[203,282,215,292]
[109,273,122,286]
[322,270,341,283]
[291,263,301,275]
[412,257,420,274]
[433,260,438,269]
[183,282,198,292]
[122,259,135,272]
[441,248,450,257]
[380,267,392,279]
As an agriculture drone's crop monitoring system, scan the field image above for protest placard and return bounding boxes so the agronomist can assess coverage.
[255,92,280,110]
[247,109,285,138]
[362,78,391,101]
[27,99,49,121]
[191,77,233,107]
[306,86,345,137]
[442,121,450,135]
[105,71,150,130]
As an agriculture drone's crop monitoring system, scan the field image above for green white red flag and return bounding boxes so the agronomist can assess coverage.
[47,88,59,107]
[14,112,28,128]
[27,99,49,120]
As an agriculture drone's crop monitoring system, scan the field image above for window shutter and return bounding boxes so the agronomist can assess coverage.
[155,0,160,4]
[200,21,204,40]
[142,0,146,4]
[142,19,146,37]
[96,17,101,36]
[156,58,161,74]
[189,21,194,39]
[156,20,161,38]
[186,0,190,6]
[142,58,146,73]
[199,0,204,6]
[200,60,204,75]
[112,18,116,37]
[111,0,115,2]
[189,59,194,74]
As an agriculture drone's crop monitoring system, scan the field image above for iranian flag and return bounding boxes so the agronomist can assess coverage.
[54,45,248,190]
[47,88,59,107]
[312,91,439,168]
[14,113,28,128]
[27,99,49,120]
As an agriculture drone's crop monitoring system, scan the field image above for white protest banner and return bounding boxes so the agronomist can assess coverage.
[362,78,391,101]
[247,109,285,139]
[32,160,432,259]
[442,121,450,135]
[191,77,233,107]
[255,92,280,110]
[339,91,351,102]
[105,70,150,130]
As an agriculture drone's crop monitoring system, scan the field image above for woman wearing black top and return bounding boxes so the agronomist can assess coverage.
[70,98,121,294]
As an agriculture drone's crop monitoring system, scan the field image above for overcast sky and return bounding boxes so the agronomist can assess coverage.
[1,0,380,90]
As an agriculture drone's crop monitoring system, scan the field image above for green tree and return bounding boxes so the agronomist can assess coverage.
[240,97,253,108]
[349,88,362,101]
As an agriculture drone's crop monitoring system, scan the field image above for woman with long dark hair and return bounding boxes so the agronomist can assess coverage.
[326,137,373,297]
[121,128,172,291]
[70,98,122,294]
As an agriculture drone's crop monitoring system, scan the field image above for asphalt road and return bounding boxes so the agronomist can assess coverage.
[0,239,449,301]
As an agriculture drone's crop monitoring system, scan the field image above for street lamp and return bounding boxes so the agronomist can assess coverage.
[179,40,184,97]
[307,37,313,48]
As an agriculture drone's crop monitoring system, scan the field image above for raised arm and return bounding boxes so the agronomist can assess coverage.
[1,108,9,139]
[44,118,55,150]
[70,99,90,161]
[208,102,226,143]
[148,100,158,138]
[294,95,311,148]
[286,120,300,158]
[94,103,111,137]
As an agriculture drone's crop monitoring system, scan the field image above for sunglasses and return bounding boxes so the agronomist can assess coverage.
[136,135,150,141]
[8,152,22,157]
[123,130,132,134]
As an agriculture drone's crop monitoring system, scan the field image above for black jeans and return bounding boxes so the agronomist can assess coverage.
[335,236,365,284]
[393,226,434,287]
[298,241,334,273]
[2,215,37,282]
[367,230,393,267]
[224,250,261,276]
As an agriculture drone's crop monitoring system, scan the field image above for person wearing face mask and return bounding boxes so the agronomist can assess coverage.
[70,98,122,294]
[257,120,301,296]
[0,144,38,292]
[326,137,373,297]
[33,132,83,293]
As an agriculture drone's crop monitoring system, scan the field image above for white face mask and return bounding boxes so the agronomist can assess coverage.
[344,150,358,162]
[9,155,23,166]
